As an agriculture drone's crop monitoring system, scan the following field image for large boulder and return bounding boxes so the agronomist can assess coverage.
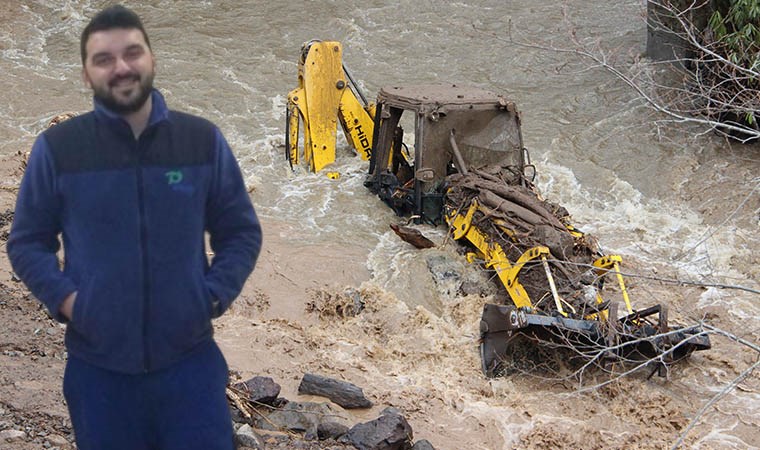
[232,376,281,406]
[344,411,413,450]
[298,373,373,409]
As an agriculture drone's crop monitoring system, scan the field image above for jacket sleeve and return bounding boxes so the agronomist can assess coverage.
[7,136,77,322]
[204,128,262,316]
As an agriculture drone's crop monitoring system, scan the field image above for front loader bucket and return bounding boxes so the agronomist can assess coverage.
[612,304,711,370]
[479,304,529,377]
[479,302,711,378]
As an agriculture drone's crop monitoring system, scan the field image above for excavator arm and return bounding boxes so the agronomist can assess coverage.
[286,40,376,172]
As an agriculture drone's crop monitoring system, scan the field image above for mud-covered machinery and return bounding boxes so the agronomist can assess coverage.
[286,40,710,377]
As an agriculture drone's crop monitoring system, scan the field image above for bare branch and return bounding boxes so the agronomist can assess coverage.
[671,357,760,449]
[673,177,760,261]
[470,2,760,142]
[703,323,760,353]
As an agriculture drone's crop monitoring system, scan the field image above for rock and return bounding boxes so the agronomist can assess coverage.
[459,279,483,296]
[412,439,436,450]
[0,429,27,442]
[345,412,413,450]
[232,376,281,406]
[380,407,402,416]
[256,401,346,439]
[318,420,349,440]
[532,224,574,260]
[235,424,265,449]
[46,434,69,447]
[425,254,468,300]
[298,373,373,409]
[230,404,248,424]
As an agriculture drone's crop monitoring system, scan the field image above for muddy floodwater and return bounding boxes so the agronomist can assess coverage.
[1,1,758,449]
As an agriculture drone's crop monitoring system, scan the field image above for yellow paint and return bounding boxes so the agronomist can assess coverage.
[286,41,376,172]
[593,255,633,315]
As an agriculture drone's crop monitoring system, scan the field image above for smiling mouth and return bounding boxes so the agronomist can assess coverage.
[110,74,140,88]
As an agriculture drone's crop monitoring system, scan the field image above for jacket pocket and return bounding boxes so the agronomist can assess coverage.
[69,274,104,350]
[160,268,213,351]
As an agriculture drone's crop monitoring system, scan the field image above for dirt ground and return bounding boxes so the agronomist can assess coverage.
[0,150,71,449]
[0,152,73,448]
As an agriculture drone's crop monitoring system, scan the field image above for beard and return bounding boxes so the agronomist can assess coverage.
[92,70,155,114]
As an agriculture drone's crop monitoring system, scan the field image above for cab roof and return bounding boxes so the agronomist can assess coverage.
[376,84,516,112]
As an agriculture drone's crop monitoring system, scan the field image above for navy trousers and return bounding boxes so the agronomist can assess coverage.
[63,340,235,450]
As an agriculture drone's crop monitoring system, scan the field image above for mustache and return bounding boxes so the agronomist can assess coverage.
[109,73,140,87]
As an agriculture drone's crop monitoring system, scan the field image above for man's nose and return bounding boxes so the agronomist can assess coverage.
[113,57,132,74]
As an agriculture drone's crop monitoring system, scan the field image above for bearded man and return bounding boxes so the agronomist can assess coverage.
[7,5,262,449]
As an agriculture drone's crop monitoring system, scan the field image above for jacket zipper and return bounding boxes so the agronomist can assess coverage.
[135,136,152,372]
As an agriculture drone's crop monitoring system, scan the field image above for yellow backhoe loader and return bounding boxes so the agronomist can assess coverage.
[286,40,710,377]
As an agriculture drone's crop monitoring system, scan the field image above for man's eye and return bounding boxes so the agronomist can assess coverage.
[92,56,113,66]
[125,48,144,59]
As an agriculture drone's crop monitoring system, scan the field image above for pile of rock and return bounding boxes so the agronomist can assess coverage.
[228,373,435,450]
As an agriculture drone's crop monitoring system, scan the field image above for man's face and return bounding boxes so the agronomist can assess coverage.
[82,28,155,114]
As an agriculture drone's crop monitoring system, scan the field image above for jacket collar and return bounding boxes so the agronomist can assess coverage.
[93,89,170,130]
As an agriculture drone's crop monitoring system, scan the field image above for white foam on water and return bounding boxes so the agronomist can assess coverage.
[269,94,287,122]
[366,231,419,299]
[678,374,760,450]
[221,68,257,94]
[537,157,754,279]
[694,428,755,450]
[698,287,758,322]
[234,130,396,248]
[458,398,535,448]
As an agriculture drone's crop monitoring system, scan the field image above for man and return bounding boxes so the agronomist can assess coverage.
[7,5,262,449]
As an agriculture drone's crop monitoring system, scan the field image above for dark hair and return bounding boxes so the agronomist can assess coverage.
[80,5,151,64]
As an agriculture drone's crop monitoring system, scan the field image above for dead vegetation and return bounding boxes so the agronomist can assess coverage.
[445,163,604,317]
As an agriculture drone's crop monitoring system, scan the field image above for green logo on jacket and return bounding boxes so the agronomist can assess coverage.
[165,170,183,185]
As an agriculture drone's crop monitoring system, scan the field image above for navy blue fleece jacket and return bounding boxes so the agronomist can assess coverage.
[7,90,262,374]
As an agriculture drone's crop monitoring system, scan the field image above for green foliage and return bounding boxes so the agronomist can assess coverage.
[709,0,760,67]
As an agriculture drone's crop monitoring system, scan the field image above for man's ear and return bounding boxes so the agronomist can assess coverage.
[81,68,92,89]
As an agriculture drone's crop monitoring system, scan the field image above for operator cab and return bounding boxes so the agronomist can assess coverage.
[365,84,529,223]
